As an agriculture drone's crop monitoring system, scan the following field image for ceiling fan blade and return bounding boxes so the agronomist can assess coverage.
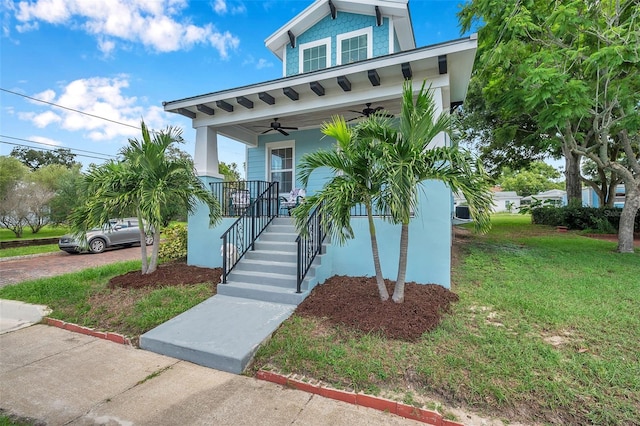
[346,116,361,122]
[277,128,290,136]
[261,129,273,134]
[348,110,364,114]
[280,126,298,130]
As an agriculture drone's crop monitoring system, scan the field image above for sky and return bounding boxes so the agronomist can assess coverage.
[0,0,475,174]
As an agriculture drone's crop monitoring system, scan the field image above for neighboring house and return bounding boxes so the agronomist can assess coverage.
[163,0,478,293]
[521,189,567,206]
[582,184,626,208]
[455,189,520,213]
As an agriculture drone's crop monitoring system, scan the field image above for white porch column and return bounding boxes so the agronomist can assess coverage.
[194,126,223,179]
[431,86,447,148]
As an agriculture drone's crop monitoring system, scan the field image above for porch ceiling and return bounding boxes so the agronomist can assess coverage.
[163,35,477,146]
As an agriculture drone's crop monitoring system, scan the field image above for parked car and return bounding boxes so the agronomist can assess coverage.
[58,218,153,254]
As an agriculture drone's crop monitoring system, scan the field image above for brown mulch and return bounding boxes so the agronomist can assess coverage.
[296,276,459,341]
[108,262,222,289]
[105,261,458,341]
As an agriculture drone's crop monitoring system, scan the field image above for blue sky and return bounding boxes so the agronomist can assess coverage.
[1,0,474,172]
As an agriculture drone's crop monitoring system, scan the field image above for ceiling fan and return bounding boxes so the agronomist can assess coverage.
[260,118,298,136]
[347,103,392,122]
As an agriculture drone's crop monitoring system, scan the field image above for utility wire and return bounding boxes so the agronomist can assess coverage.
[0,134,116,158]
[0,87,143,131]
[0,140,113,162]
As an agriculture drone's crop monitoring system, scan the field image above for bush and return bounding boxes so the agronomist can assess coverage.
[159,223,188,261]
[531,205,639,232]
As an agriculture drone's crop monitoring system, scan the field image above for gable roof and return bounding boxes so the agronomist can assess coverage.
[265,0,415,60]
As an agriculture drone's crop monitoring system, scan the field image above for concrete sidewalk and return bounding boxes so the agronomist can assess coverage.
[0,325,419,425]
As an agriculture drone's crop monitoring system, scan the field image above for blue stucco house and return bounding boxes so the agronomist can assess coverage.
[162,0,478,302]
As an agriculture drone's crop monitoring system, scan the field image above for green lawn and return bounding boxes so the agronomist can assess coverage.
[252,214,640,425]
[0,225,68,241]
[0,244,60,258]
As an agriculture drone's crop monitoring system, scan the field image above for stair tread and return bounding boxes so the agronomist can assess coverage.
[223,281,304,293]
[239,258,296,267]
[229,269,295,279]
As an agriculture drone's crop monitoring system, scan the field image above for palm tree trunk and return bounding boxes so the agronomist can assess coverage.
[366,205,389,301]
[137,210,149,274]
[392,222,409,303]
[147,229,161,273]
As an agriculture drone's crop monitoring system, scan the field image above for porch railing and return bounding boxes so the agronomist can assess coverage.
[210,180,276,217]
[219,181,279,284]
[296,201,326,293]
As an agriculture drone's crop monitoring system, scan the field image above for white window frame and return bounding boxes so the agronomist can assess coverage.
[336,27,373,65]
[298,37,331,74]
[265,140,295,195]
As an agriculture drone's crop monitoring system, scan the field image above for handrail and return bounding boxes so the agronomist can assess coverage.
[295,201,326,293]
[220,181,279,284]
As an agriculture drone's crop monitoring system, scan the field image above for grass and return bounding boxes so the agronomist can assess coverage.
[0,225,68,241]
[0,261,214,338]
[252,214,640,425]
[0,244,59,258]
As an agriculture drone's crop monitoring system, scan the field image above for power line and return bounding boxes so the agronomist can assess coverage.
[0,87,143,131]
[0,134,116,158]
[0,140,113,162]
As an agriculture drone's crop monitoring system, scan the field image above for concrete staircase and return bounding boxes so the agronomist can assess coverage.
[140,217,325,374]
[217,217,316,305]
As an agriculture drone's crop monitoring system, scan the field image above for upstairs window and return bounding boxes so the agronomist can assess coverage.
[337,28,373,65]
[299,37,331,74]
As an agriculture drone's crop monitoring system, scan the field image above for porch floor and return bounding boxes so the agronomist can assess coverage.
[140,295,296,374]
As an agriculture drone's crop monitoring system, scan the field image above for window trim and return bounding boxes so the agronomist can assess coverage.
[336,27,373,65]
[265,140,295,194]
[298,37,332,74]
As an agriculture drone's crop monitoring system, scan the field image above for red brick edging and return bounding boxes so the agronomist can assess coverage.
[45,318,131,345]
[256,370,464,426]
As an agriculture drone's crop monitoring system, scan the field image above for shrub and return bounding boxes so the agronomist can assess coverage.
[159,223,188,262]
[531,205,639,232]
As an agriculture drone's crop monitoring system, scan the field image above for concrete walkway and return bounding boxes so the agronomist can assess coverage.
[0,324,420,425]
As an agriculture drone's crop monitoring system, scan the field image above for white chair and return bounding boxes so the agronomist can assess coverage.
[280,188,306,215]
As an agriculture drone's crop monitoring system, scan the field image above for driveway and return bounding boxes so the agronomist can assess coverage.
[0,247,141,288]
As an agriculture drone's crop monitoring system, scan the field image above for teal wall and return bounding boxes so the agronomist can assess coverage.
[326,180,452,287]
[285,12,391,76]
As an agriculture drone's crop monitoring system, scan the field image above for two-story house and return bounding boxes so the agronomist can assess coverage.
[162,0,477,300]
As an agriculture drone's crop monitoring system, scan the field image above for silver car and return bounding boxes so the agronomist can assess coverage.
[58,218,154,254]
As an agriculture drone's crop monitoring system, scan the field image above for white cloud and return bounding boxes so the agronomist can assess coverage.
[17,76,174,142]
[29,135,63,146]
[256,58,273,69]
[13,0,239,57]
[213,0,227,15]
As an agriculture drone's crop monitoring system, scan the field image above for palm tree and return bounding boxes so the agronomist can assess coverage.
[362,81,493,302]
[292,116,390,301]
[70,121,221,274]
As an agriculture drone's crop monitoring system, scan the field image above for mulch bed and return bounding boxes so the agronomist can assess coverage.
[108,262,222,289]
[296,275,459,341]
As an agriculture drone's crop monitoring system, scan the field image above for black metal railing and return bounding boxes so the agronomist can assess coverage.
[210,180,277,217]
[220,181,279,283]
[296,201,326,293]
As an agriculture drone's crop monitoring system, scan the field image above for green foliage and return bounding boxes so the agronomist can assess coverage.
[158,223,188,261]
[10,146,79,171]
[531,206,639,232]
[0,156,28,199]
[498,162,564,197]
[219,161,241,181]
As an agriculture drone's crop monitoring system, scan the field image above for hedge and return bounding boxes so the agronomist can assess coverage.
[531,206,640,232]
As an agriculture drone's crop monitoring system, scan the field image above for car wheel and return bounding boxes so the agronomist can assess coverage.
[89,238,106,253]
[145,234,154,246]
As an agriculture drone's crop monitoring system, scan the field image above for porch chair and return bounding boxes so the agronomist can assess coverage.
[280,188,306,216]
[230,189,251,215]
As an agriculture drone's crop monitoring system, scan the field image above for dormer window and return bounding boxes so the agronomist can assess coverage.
[299,37,331,73]
[337,27,373,65]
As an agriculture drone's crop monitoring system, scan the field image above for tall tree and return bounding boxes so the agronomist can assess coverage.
[293,116,390,301]
[499,162,564,197]
[71,121,221,274]
[460,0,640,252]
[11,147,79,170]
[362,81,493,302]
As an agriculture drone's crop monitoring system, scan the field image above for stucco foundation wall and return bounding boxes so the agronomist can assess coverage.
[327,180,452,287]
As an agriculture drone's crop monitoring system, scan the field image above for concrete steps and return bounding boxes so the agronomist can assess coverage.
[141,217,327,374]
